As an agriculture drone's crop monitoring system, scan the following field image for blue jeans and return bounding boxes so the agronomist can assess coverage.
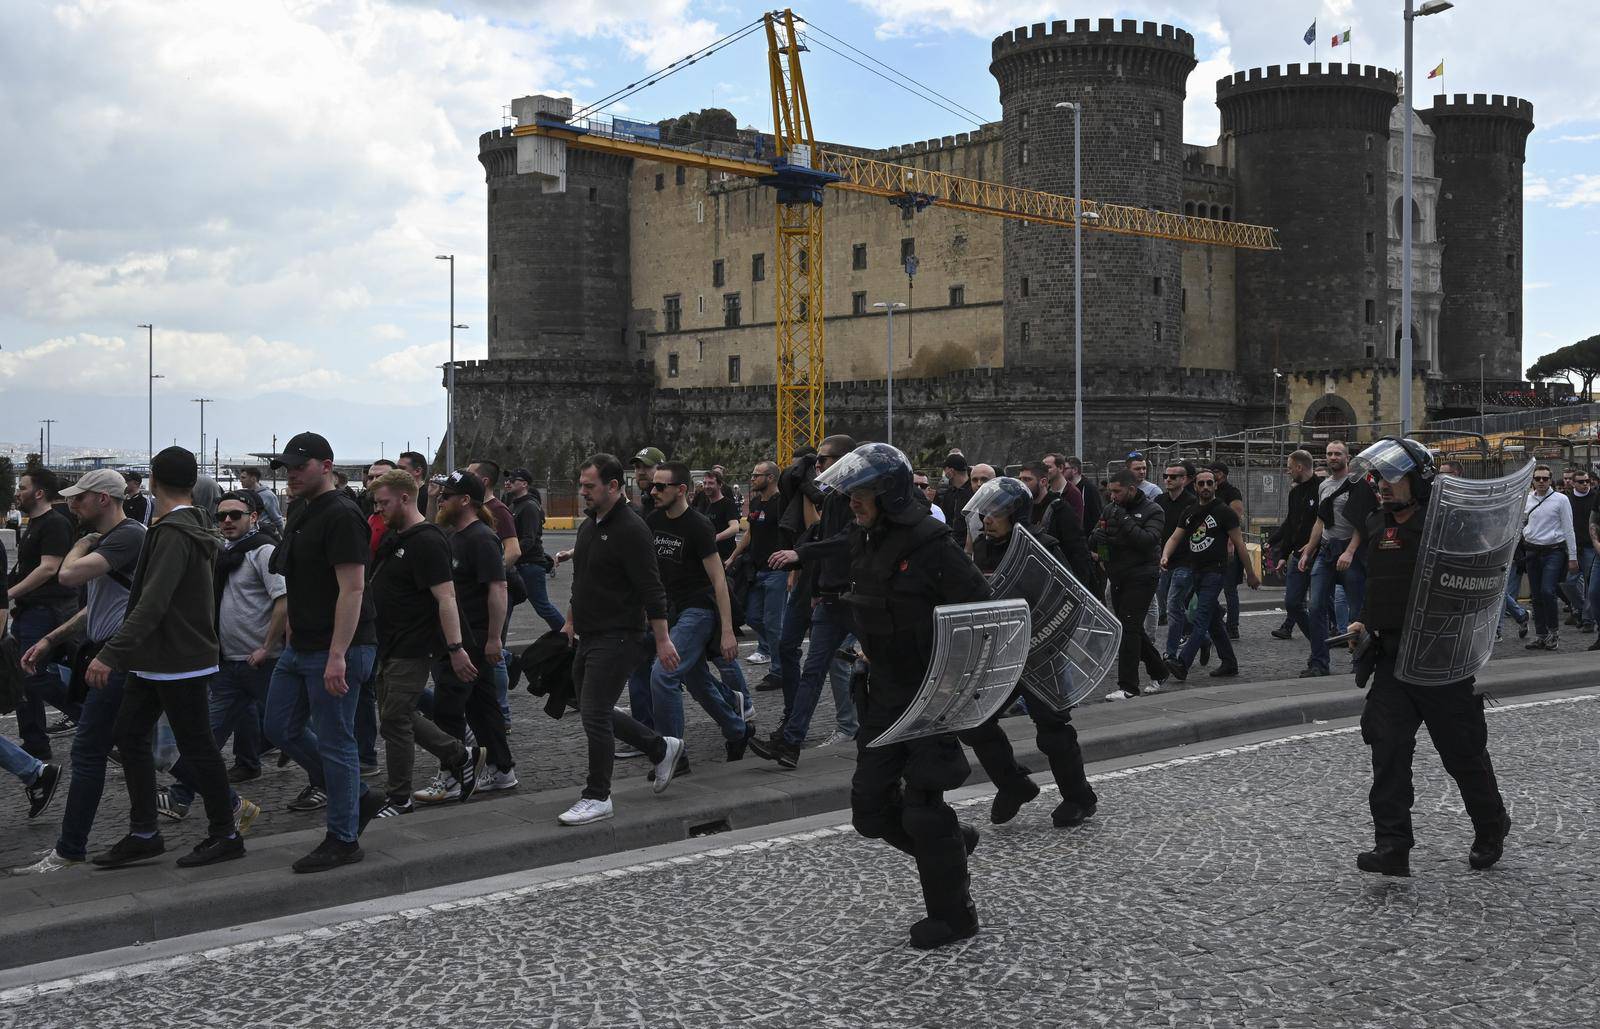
[167,660,269,809]
[633,606,746,742]
[516,563,566,633]
[1578,549,1597,625]
[1282,549,1313,639]
[827,632,861,739]
[1503,564,1528,624]
[492,652,511,725]
[1177,570,1236,670]
[1308,538,1368,672]
[54,671,126,861]
[0,734,43,784]
[11,604,77,759]
[1523,547,1566,637]
[266,645,377,843]
[1586,554,1600,636]
[1163,566,1198,658]
[1156,567,1174,622]
[778,598,855,747]
[356,670,378,767]
[1224,552,1243,633]
[747,569,788,673]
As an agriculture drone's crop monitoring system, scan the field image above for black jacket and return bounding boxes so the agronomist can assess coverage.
[1076,478,1103,535]
[570,501,667,634]
[509,492,550,568]
[780,488,855,596]
[1089,495,1165,582]
[519,629,577,719]
[1040,497,1096,584]
[936,480,974,544]
[1268,474,1323,559]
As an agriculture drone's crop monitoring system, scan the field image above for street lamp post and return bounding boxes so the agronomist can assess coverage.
[1400,0,1455,437]
[436,254,458,470]
[1055,101,1099,461]
[872,302,908,446]
[1478,352,1486,434]
[39,419,56,467]
[192,398,212,462]
[137,324,155,464]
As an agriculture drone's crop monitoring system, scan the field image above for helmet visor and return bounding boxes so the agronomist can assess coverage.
[814,443,910,495]
[961,478,1026,519]
[1352,438,1422,484]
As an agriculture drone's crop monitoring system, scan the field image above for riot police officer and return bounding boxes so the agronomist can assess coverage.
[822,442,991,949]
[1346,439,1512,877]
[958,477,1098,828]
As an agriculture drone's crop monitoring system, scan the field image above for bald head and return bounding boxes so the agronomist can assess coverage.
[970,463,996,487]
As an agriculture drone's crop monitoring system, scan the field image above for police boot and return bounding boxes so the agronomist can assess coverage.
[909,896,980,951]
[961,823,980,856]
[1356,843,1411,877]
[989,778,1040,825]
[1469,812,1512,871]
[1051,797,1098,828]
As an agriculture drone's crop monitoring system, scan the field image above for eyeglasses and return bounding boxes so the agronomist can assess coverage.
[1533,475,1551,482]
[647,482,682,492]
[1162,473,1185,479]
[218,509,251,521]
[1195,480,1215,487]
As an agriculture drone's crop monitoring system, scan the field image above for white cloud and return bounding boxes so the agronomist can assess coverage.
[370,323,407,341]
[1555,132,1600,143]
[371,339,488,394]
[0,330,329,397]
[1526,174,1600,208]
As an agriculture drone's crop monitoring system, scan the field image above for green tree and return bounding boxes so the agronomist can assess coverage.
[1527,334,1600,401]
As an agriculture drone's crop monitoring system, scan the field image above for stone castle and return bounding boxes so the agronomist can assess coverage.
[456,17,1533,477]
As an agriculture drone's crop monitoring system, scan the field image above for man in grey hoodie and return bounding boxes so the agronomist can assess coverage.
[87,447,243,869]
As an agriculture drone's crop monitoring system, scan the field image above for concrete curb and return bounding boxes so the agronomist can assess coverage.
[2,652,1592,970]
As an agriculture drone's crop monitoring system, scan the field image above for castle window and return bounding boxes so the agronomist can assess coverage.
[1221,206,1231,220]
[752,253,765,281]
[667,353,679,378]
[1365,231,1375,254]
[1365,134,1373,151]
[1020,112,1029,131]
[1365,299,1376,325]
[1181,288,1187,312]
[588,187,597,202]
[1020,276,1030,298]
[697,295,705,314]
[852,291,868,316]
[662,295,682,333]
[1185,201,1195,216]
[1507,309,1517,336]
[676,166,686,185]
[1364,173,1374,196]
[696,201,705,223]
[492,314,498,338]
[713,259,725,287]
[491,253,498,272]
[1152,276,1162,297]
[949,285,965,307]
[655,173,664,191]
[490,188,498,204]
[728,355,741,383]
[1152,140,1162,161]
[637,331,647,352]
[1153,321,1162,342]
[1506,253,1516,270]
[698,339,704,361]
[1153,109,1163,128]
[1020,321,1030,346]
[900,237,915,264]
[852,243,867,270]
[1021,142,1030,165]
[723,292,741,328]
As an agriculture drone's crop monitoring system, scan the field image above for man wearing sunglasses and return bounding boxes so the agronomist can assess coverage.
[1521,465,1578,650]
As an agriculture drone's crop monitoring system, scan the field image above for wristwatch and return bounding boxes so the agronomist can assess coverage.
[447,642,464,653]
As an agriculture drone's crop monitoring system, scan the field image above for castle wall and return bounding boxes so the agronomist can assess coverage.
[1181,152,1237,370]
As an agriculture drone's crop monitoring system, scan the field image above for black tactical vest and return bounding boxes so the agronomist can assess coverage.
[1362,509,1426,632]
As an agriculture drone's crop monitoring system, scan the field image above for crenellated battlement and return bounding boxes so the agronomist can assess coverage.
[991,18,1193,59]
[1216,62,1397,100]
[1427,93,1534,121]
[1217,63,1398,137]
[866,124,1002,162]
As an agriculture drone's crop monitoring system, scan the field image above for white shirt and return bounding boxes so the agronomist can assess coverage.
[928,503,947,524]
[1523,488,1577,560]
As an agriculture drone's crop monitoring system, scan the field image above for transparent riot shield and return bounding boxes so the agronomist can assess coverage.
[987,529,1122,710]
[867,599,1031,748]
[1393,461,1535,686]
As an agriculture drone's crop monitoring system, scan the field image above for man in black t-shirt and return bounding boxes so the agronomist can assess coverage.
[724,461,787,673]
[265,431,380,873]
[1208,461,1248,638]
[1160,468,1260,679]
[7,468,80,760]
[506,468,564,633]
[366,470,484,817]
[629,464,750,765]
[1155,462,1195,646]
[697,469,742,561]
[418,470,517,800]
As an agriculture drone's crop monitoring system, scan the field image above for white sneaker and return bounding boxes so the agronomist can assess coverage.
[1144,681,1165,695]
[614,744,644,759]
[746,651,771,665]
[652,737,685,794]
[743,696,757,721]
[1103,689,1134,703]
[413,772,460,805]
[10,848,83,875]
[819,730,855,747]
[558,797,614,826]
[480,766,520,792]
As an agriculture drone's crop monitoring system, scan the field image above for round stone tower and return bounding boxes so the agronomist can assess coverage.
[1217,64,1398,386]
[990,19,1195,373]
[478,123,633,363]
[1419,93,1535,383]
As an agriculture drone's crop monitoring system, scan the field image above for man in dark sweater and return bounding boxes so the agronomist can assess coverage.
[1268,450,1322,641]
[558,453,685,827]
[88,447,242,869]
[1090,471,1170,702]
[506,468,564,633]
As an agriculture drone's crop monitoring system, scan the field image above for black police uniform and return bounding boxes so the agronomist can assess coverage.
[843,512,990,946]
[959,527,1098,827]
[1356,506,1510,872]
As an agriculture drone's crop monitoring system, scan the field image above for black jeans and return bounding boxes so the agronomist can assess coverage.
[575,632,667,801]
[432,652,515,774]
[1360,654,1506,848]
[958,688,1097,808]
[114,674,235,840]
[1110,574,1168,692]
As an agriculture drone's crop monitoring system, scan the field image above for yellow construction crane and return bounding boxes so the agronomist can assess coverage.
[513,9,1280,464]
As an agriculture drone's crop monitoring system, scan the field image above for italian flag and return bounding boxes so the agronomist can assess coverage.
[1331,28,1351,46]
[1427,60,1445,79]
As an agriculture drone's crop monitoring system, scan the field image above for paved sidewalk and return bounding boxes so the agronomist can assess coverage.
[0,649,1591,970]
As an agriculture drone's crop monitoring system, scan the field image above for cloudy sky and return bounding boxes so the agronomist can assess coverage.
[2,0,1594,461]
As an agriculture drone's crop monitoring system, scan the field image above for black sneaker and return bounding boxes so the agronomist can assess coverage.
[756,673,783,693]
[287,784,328,811]
[1164,657,1187,683]
[175,834,245,868]
[1356,844,1411,877]
[908,914,980,950]
[451,746,486,803]
[1226,627,1241,641]
[1298,665,1330,678]
[375,798,414,818]
[292,833,364,874]
[1469,812,1512,870]
[1051,799,1097,828]
[92,833,166,868]
[775,740,800,770]
[1270,626,1294,641]
[44,716,77,737]
[227,764,262,784]
[1209,664,1240,678]
[26,763,62,819]
[726,725,756,762]
[747,733,783,763]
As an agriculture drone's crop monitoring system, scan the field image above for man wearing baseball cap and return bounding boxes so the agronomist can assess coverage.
[631,446,666,515]
[265,432,381,873]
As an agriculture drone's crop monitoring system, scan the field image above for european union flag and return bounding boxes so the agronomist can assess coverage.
[1303,20,1316,45]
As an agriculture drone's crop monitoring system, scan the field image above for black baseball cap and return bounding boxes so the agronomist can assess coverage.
[507,468,533,484]
[150,446,199,491]
[438,469,486,504]
[270,432,335,470]
[218,489,262,513]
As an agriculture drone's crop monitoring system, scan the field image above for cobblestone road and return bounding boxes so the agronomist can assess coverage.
[4,695,1596,1028]
[0,530,1574,872]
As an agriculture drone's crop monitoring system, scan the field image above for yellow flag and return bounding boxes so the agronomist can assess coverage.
[1427,60,1444,79]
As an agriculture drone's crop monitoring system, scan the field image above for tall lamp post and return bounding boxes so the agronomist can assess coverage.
[192,398,212,463]
[1054,101,1099,460]
[39,419,56,467]
[1400,0,1455,436]
[137,323,155,464]
[1478,352,1486,434]
[872,301,908,446]
[435,254,457,470]
[1272,368,1285,453]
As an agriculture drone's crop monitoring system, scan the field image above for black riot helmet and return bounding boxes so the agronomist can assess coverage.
[961,476,1032,538]
[1352,437,1436,505]
[814,442,920,524]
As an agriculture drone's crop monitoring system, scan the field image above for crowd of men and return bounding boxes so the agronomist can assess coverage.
[2,431,1589,894]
